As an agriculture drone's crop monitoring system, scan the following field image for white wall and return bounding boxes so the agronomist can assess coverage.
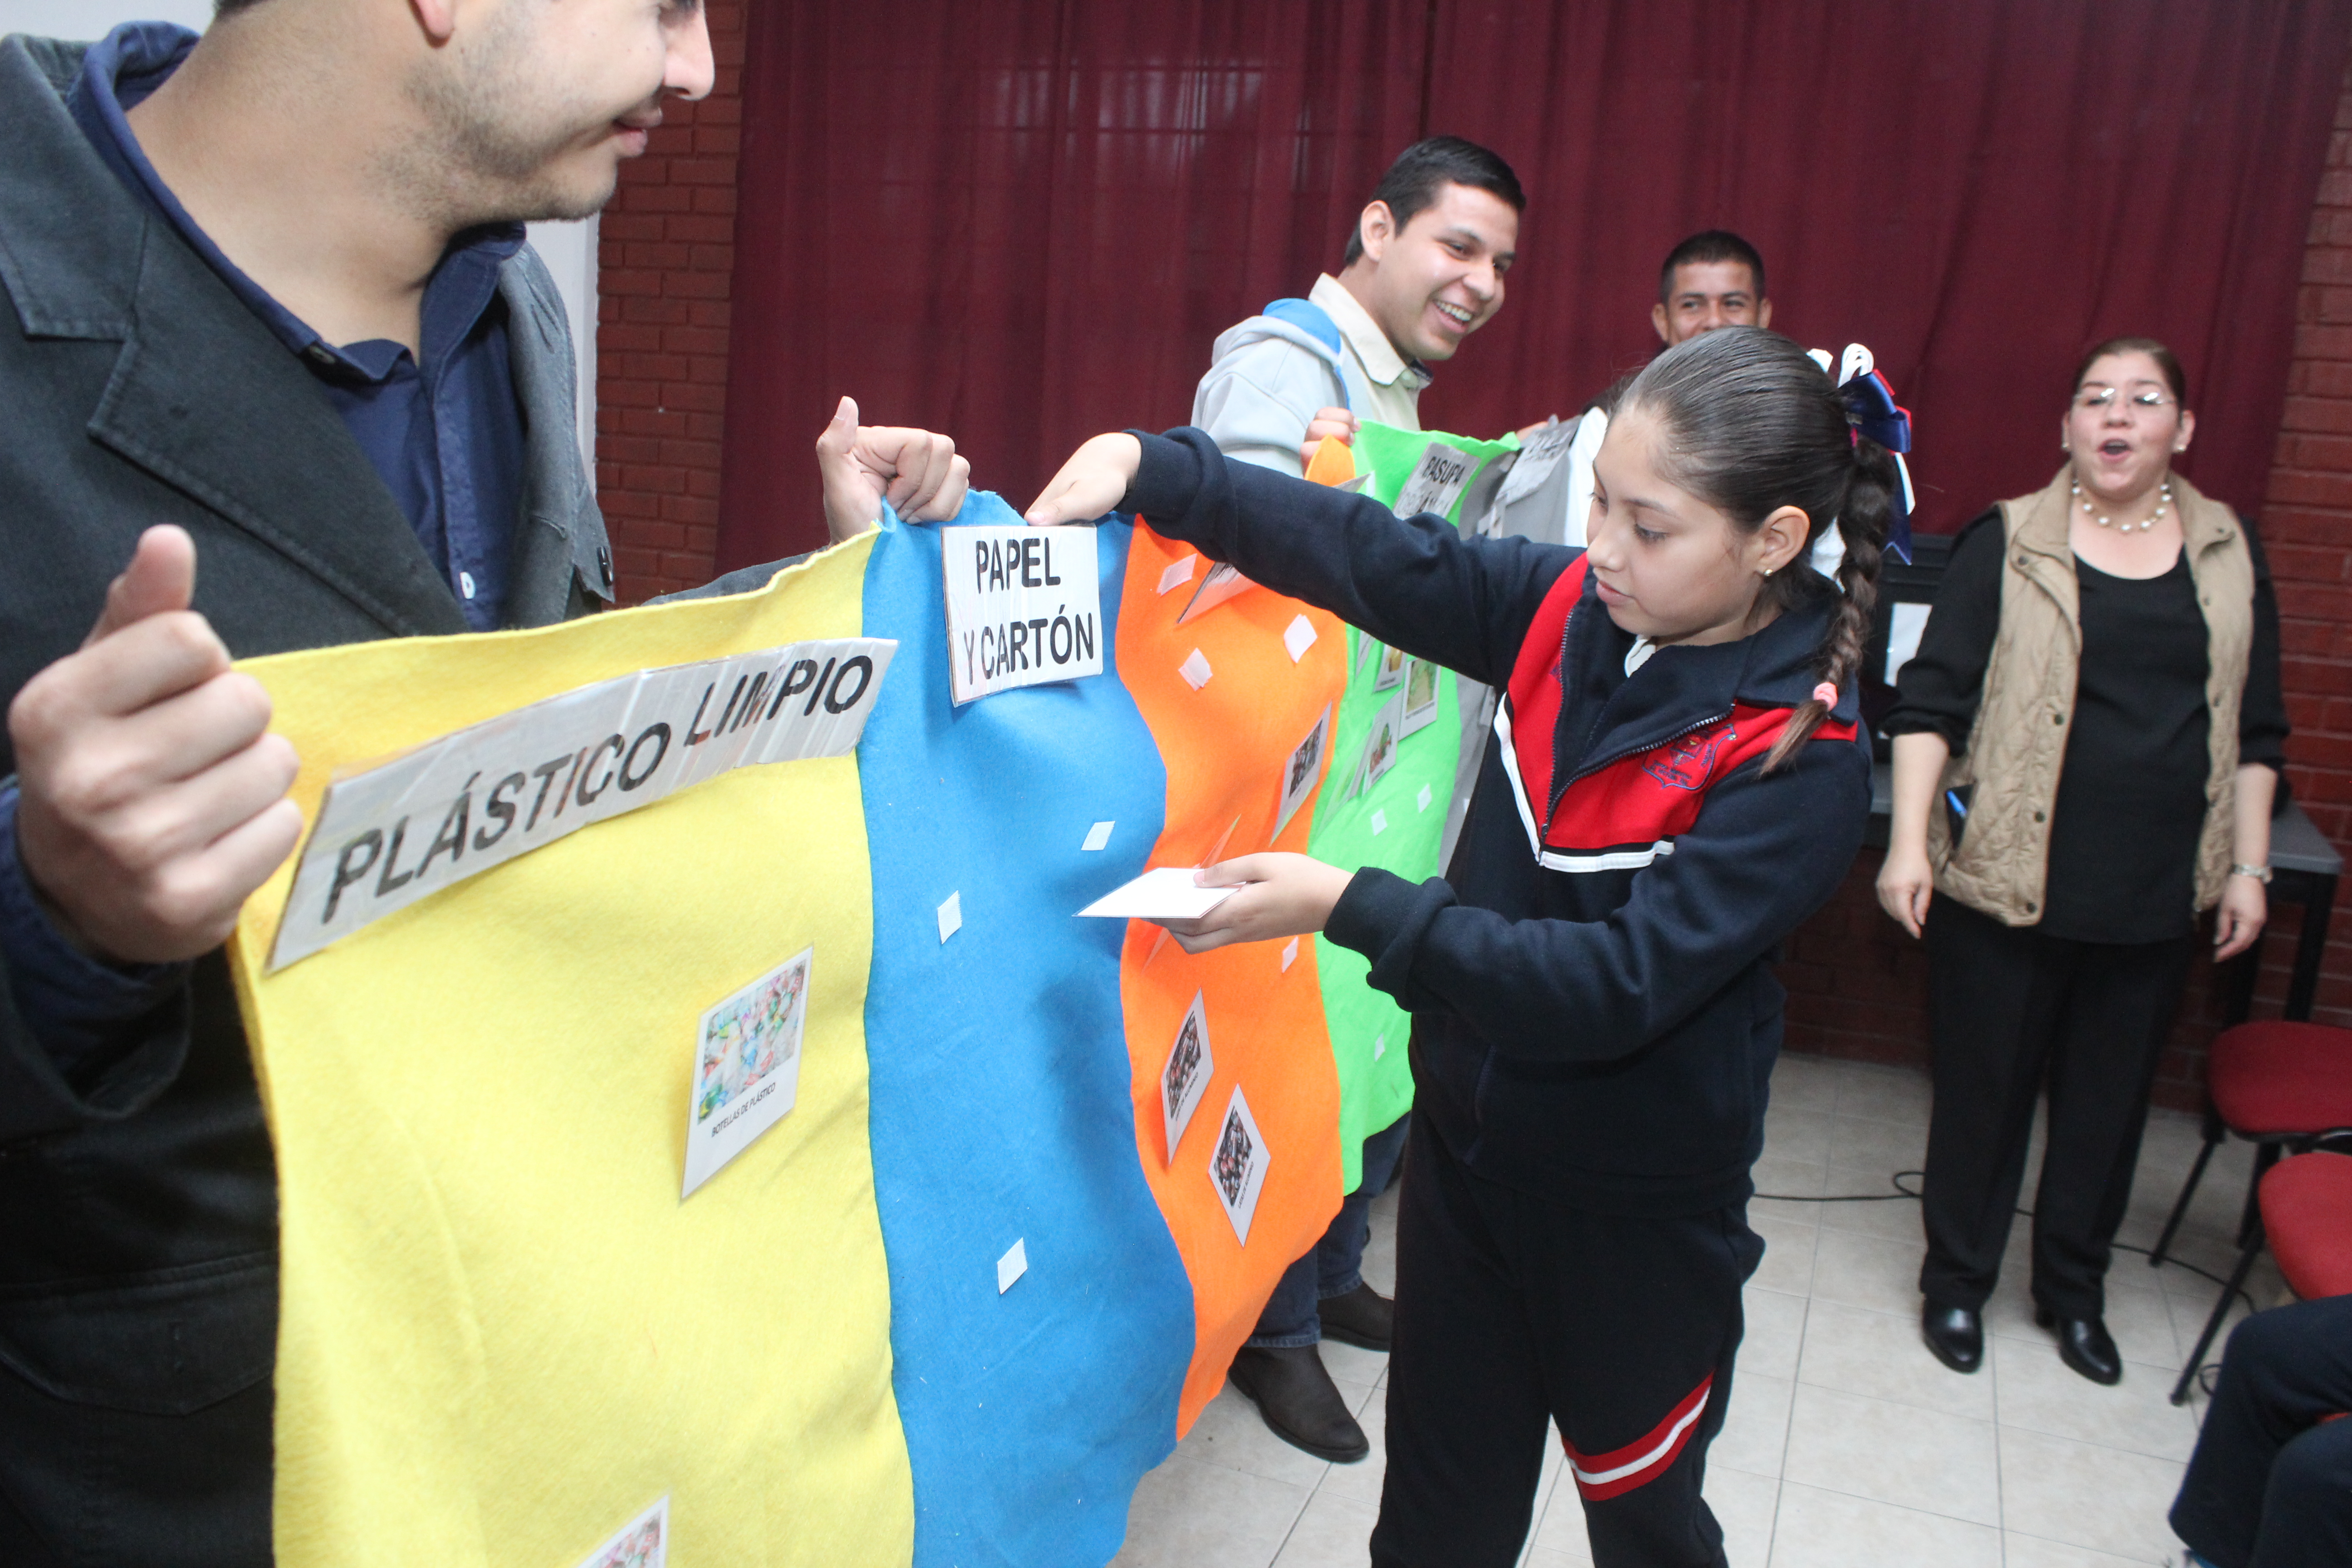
[3,0,601,474]
[0,2,210,39]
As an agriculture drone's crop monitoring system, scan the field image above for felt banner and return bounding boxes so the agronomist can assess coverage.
[225,493,1399,1567]
[229,536,912,1568]
[1301,422,1517,1189]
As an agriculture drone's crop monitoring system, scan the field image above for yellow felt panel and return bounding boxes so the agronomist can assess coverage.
[226,538,913,1568]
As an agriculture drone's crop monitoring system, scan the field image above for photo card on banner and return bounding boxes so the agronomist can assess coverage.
[681,947,813,1197]
[1392,438,1476,521]
[1401,660,1440,738]
[1160,990,1215,1165]
[1209,1084,1270,1245]
[1274,704,1332,838]
[1362,696,1405,791]
[573,1496,667,1568]
[1176,561,1254,624]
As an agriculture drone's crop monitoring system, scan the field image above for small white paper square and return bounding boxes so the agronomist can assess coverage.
[1159,990,1215,1164]
[1157,554,1198,595]
[1209,1084,1271,1245]
[1373,1033,1387,1061]
[1178,649,1213,689]
[1416,783,1433,813]
[574,1495,668,1568]
[998,1238,1028,1294]
[1081,821,1114,852]
[1370,809,1388,835]
[937,892,962,943]
[1283,615,1318,663]
[1280,936,1299,972]
[682,949,811,1199]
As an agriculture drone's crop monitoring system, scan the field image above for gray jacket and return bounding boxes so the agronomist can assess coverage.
[0,35,610,1562]
[1190,311,1381,474]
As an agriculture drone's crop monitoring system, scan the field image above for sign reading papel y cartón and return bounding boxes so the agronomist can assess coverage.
[267,638,896,971]
[941,524,1103,705]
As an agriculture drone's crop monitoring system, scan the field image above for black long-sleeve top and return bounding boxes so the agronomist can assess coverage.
[1885,510,2288,943]
[1126,427,1872,1214]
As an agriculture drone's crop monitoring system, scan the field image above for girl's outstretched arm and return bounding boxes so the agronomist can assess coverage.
[1333,738,1870,1066]
[1029,427,1566,690]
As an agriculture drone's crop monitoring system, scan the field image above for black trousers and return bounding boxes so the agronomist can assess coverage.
[1917,897,2192,1318]
[1371,1114,1762,1568]
[2171,1295,2352,1568]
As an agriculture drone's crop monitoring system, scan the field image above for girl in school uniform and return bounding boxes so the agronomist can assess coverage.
[1026,327,1892,1568]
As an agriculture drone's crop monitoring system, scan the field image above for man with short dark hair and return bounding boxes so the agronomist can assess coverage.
[1492,229,1775,557]
[1651,228,1772,347]
[1193,135,1524,474]
[0,6,960,1561]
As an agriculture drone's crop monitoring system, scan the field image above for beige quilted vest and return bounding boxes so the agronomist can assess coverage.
[1927,466,2254,926]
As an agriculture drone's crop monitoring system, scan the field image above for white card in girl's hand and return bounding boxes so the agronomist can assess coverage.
[1209,1084,1270,1244]
[1076,867,1238,922]
[682,948,812,1198]
[1159,990,1215,1164]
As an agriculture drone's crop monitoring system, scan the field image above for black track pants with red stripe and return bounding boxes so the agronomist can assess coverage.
[1371,1113,1764,1568]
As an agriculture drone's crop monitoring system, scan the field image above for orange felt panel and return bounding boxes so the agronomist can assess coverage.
[1114,523,1351,1433]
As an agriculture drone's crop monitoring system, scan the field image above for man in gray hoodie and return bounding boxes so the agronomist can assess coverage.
[1188,135,1524,1466]
[1192,137,1523,477]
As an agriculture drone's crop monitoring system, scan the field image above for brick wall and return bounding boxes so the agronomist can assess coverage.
[593,0,745,604]
[588,37,2351,1105]
[1778,69,2352,1106]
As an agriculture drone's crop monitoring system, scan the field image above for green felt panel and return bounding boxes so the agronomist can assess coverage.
[1303,423,1516,1189]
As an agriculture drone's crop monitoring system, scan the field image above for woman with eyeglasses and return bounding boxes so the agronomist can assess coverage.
[1874,337,2287,1386]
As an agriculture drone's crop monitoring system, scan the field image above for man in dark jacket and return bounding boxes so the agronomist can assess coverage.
[0,6,962,1562]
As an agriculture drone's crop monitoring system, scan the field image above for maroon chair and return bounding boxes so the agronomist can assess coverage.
[2150,1021,2352,1270]
[2173,1150,2352,1405]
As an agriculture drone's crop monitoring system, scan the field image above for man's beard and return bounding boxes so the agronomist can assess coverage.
[397,25,646,226]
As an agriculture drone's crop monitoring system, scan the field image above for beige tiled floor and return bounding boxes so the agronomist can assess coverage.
[1108,1052,2282,1567]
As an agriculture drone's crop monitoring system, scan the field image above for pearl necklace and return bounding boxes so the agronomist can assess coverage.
[2071,475,2171,533]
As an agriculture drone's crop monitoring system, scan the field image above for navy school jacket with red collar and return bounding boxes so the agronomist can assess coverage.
[1124,428,1872,1215]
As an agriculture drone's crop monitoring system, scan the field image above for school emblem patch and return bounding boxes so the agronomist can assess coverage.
[1642,726,1730,792]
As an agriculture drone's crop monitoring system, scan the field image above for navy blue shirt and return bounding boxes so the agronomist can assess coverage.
[71,21,528,631]
[2,23,543,1060]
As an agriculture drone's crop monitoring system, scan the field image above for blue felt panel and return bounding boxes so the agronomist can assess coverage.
[857,502,1194,1568]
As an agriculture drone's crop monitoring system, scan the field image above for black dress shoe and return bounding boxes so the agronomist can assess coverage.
[1921,1301,1984,1373]
[2036,1307,2123,1385]
[1226,1345,1371,1463]
[1317,1283,1394,1352]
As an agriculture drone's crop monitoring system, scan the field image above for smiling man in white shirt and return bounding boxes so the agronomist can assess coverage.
[1192,137,1523,475]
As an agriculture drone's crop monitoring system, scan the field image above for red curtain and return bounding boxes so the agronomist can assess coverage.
[717,1,2350,566]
